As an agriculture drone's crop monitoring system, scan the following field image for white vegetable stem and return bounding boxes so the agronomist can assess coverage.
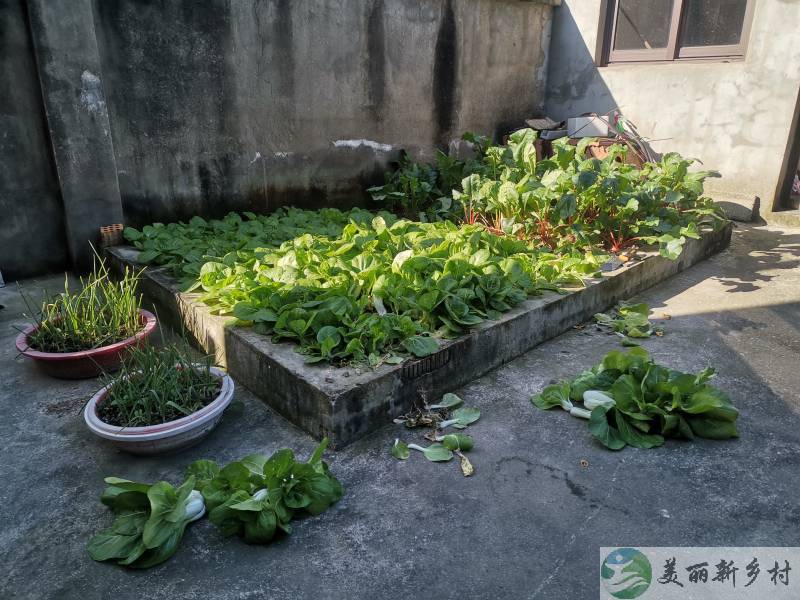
[583,390,616,410]
[407,444,428,453]
[438,419,459,429]
[185,490,206,522]
[569,407,592,419]
[253,488,269,502]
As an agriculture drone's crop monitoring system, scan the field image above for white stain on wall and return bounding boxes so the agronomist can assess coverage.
[333,139,393,152]
[79,70,107,115]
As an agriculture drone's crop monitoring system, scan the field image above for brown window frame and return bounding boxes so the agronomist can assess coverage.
[599,0,756,65]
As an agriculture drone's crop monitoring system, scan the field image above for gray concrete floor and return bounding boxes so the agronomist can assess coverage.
[2,222,799,600]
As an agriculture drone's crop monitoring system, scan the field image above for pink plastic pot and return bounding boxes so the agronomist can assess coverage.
[83,366,234,455]
[15,309,157,379]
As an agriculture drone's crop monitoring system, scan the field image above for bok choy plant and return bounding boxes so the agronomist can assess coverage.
[87,440,343,569]
[87,476,204,568]
[531,348,739,450]
[187,438,342,544]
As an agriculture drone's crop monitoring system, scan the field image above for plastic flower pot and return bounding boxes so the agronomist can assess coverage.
[15,309,157,379]
[83,366,234,455]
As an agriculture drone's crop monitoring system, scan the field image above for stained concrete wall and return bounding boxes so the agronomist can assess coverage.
[0,0,67,280]
[92,0,556,227]
[1,0,556,278]
[545,0,800,220]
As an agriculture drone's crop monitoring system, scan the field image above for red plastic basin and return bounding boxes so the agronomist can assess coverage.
[15,309,157,379]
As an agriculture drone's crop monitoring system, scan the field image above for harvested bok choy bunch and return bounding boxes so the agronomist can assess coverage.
[593,302,663,346]
[531,348,739,450]
[187,438,342,544]
[87,476,204,568]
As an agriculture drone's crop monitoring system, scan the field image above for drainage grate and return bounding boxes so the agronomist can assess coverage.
[402,348,451,380]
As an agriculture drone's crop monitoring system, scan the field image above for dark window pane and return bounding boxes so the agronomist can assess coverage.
[613,0,675,50]
[680,0,748,47]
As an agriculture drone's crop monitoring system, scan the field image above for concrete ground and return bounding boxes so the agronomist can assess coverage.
[1,222,799,600]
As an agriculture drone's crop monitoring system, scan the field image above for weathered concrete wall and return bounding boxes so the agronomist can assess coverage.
[545,1,800,220]
[27,0,124,272]
[0,0,67,280]
[91,0,555,226]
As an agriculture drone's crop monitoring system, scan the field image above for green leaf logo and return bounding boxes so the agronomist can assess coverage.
[601,548,652,599]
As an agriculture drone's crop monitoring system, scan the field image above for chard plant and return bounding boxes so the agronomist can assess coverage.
[532,348,739,450]
[98,342,220,427]
[452,129,726,259]
[22,257,143,353]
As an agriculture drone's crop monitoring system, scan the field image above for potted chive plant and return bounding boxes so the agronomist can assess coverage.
[83,342,235,455]
[15,259,156,378]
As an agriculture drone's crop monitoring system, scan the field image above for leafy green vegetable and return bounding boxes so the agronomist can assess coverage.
[391,439,410,460]
[439,433,474,452]
[440,407,481,429]
[531,348,739,450]
[125,129,724,366]
[452,130,725,257]
[407,443,454,462]
[594,302,663,344]
[428,393,464,410]
[87,476,204,569]
[190,438,342,544]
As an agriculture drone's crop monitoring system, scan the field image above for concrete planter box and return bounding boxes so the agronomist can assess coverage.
[107,223,731,448]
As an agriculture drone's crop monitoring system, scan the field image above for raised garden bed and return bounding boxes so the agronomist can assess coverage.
[106,222,731,448]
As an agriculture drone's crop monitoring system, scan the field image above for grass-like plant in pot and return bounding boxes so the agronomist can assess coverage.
[83,342,235,455]
[15,258,157,378]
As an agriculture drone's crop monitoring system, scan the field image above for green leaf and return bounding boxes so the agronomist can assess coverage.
[587,406,626,450]
[614,410,664,449]
[532,382,572,410]
[685,416,739,440]
[137,249,160,263]
[391,439,410,460]
[420,443,454,462]
[402,335,439,357]
[185,460,220,492]
[441,433,474,452]
[428,393,463,410]
[448,407,481,429]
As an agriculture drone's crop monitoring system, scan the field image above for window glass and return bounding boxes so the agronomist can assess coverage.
[680,0,748,47]
[613,0,675,50]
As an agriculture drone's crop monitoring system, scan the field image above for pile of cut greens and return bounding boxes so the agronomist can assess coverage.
[593,301,664,346]
[87,439,342,569]
[392,393,480,476]
[531,348,739,450]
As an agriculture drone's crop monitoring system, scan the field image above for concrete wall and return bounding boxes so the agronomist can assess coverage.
[0,0,555,278]
[0,0,67,280]
[545,0,800,219]
[92,0,556,227]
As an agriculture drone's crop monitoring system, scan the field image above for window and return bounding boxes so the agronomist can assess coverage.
[602,0,755,64]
